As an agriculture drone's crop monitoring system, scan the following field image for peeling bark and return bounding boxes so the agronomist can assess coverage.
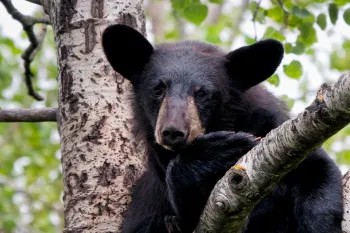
[196,72,350,233]
[48,0,146,232]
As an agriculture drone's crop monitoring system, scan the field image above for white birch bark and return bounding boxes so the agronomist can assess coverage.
[343,171,350,232]
[196,72,350,233]
[46,0,146,232]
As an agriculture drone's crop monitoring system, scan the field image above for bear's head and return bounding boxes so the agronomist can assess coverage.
[102,25,284,151]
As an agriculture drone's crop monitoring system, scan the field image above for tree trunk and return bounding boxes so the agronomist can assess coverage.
[47,0,146,231]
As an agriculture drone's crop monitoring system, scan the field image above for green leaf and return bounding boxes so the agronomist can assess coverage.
[291,42,305,55]
[335,0,349,7]
[328,3,339,25]
[284,43,292,53]
[244,35,256,45]
[262,26,285,41]
[209,0,223,3]
[171,0,191,10]
[297,23,317,47]
[267,7,284,23]
[268,74,280,87]
[291,6,312,18]
[343,9,350,26]
[317,13,327,30]
[183,2,208,25]
[283,60,303,79]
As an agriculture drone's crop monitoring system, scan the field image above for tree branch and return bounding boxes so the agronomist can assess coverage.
[196,72,350,232]
[205,2,224,25]
[0,108,57,122]
[0,0,51,101]
[24,0,42,5]
[252,0,262,41]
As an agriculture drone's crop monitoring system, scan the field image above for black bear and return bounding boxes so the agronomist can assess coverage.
[102,24,343,233]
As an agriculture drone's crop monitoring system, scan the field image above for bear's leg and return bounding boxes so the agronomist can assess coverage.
[166,131,259,233]
[290,149,343,233]
[121,171,173,233]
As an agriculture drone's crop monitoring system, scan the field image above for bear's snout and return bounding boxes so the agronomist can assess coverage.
[155,96,205,151]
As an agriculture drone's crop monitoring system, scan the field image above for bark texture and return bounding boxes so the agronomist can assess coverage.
[48,0,146,232]
[343,170,350,232]
[196,72,350,233]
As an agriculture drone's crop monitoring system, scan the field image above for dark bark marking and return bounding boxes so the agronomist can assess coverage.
[83,20,97,54]
[93,72,102,78]
[118,13,137,29]
[113,73,125,94]
[58,0,77,34]
[119,133,130,154]
[123,164,137,186]
[68,94,79,114]
[90,78,97,84]
[95,160,119,187]
[79,171,89,190]
[80,113,88,128]
[91,0,104,19]
[108,132,116,149]
[61,65,73,103]
[83,115,107,144]
[79,154,86,162]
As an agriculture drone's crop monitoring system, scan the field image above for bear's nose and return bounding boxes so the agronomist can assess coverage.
[161,126,187,147]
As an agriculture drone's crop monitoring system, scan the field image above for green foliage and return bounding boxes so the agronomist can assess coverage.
[268,74,280,87]
[316,13,327,30]
[283,60,303,79]
[344,8,350,25]
[328,3,339,25]
[0,25,61,232]
[262,26,285,41]
[183,2,208,25]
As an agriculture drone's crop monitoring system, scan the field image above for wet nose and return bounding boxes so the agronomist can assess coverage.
[162,127,187,147]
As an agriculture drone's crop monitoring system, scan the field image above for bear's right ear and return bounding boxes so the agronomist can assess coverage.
[102,24,153,82]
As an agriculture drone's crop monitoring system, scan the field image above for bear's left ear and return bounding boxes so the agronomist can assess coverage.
[102,24,154,82]
[225,39,284,90]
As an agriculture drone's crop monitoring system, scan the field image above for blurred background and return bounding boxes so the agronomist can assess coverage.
[0,0,349,232]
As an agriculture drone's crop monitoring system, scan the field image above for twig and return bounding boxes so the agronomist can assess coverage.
[0,108,57,122]
[23,25,47,101]
[173,10,186,40]
[24,0,42,5]
[277,0,289,28]
[196,72,350,232]
[252,0,262,41]
[0,0,51,101]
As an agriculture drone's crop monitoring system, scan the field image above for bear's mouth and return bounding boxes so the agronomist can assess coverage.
[155,96,205,151]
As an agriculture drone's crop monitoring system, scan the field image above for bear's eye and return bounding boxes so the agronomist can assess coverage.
[153,88,164,98]
[196,90,206,99]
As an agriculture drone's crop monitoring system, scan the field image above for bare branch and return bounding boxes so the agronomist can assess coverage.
[146,0,165,42]
[0,0,51,101]
[277,0,289,29]
[173,10,186,40]
[205,2,224,25]
[23,25,47,101]
[252,0,262,41]
[24,0,42,5]
[0,108,57,122]
[196,72,350,232]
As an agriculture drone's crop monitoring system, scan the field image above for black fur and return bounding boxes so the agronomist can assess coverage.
[102,25,343,233]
